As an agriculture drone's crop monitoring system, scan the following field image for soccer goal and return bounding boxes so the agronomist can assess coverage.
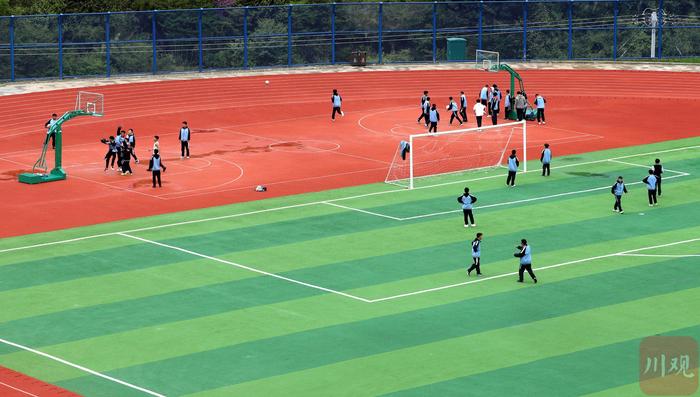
[385,121,527,189]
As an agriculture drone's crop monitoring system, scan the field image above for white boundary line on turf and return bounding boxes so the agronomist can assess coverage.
[0,381,39,397]
[0,337,165,397]
[322,202,403,221]
[0,144,697,255]
[619,253,700,258]
[607,159,689,175]
[117,233,372,303]
[367,237,700,303]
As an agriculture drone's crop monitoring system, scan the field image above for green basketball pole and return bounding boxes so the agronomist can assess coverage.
[499,63,526,121]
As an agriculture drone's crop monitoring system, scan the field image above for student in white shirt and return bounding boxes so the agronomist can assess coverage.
[331,89,344,121]
[472,99,486,129]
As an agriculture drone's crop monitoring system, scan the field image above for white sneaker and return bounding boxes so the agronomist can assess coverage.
[341,111,344,117]
[187,156,190,159]
[181,156,184,159]
[464,224,469,228]
[470,224,476,227]
[619,210,624,214]
[613,209,619,212]
[543,122,546,124]
[649,204,653,207]
[135,159,140,164]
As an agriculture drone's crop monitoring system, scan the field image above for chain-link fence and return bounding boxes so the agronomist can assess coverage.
[0,0,696,81]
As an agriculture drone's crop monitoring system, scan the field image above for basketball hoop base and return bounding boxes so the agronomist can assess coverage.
[18,168,67,184]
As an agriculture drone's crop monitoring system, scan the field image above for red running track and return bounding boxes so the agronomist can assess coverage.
[1,69,699,237]
[0,366,81,397]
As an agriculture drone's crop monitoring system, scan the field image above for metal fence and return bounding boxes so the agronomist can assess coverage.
[0,0,697,81]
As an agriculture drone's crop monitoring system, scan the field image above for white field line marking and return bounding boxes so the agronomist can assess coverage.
[117,233,372,303]
[607,159,689,175]
[0,338,166,397]
[0,381,39,397]
[322,202,403,221]
[619,253,700,258]
[1,145,697,254]
[368,237,700,303]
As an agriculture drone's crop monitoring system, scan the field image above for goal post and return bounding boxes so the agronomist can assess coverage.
[385,121,527,189]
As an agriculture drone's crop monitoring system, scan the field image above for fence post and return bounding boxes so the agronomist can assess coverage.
[567,0,573,59]
[288,5,293,66]
[151,10,157,74]
[58,14,63,79]
[243,7,249,68]
[657,0,663,58]
[378,2,383,64]
[198,8,203,72]
[432,2,437,63]
[478,1,483,50]
[105,12,111,77]
[9,15,15,81]
[613,0,618,60]
[522,0,528,61]
[331,3,336,64]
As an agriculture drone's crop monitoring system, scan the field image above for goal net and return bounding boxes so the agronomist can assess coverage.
[476,49,500,72]
[385,121,527,189]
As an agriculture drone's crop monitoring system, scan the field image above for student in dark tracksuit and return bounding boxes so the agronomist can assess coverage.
[506,150,519,187]
[331,89,344,120]
[120,142,134,175]
[417,91,429,124]
[44,113,58,149]
[459,91,468,123]
[127,129,139,163]
[179,121,191,158]
[147,149,167,187]
[642,169,658,206]
[467,233,483,276]
[515,239,537,283]
[611,176,628,214]
[540,143,552,176]
[428,104,440,133]
[653,158,663,196]
[458,187,477,227]
[102,136,119,171]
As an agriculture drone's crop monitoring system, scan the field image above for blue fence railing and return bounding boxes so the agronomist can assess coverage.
[0,0,698,81]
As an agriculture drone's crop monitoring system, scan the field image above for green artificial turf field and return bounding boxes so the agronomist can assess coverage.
[1,137,699,396]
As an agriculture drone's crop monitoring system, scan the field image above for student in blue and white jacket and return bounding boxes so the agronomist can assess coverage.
[642,169,658,206]
[457,187,477,227]
[611,176,628,214]
[535,93,546,124]
[467,233,483,276]
[514,239,537,283]
[459,91,468,123]
[506,149,519,187]
[147,149,167,188]
[446,96,463,125]
[179,121,191,159]
[540,143,552,176]
[428,103,440,133]
[331,89,344,121]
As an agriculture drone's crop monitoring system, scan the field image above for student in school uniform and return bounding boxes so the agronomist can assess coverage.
[467,233,483,276]
[459,91,468,123]
[331,89,344,121]
[457,187,477,228]
[515,239,537,283]
[147,149,167,188]
[489,92,500,125]
[653,158,663,196]
[127,129,139,164]
[417,91,429,124]
[428,103,440,133]
[487,85,493,116]
[420,97,431,127]
[115,128,126,167]
[515,91,527,121]
[446,97,463,126]
[642,169,658,207]
[44,113,58,149]
[540,143,552,176]
[179,121,191,159]
[101,136,119,171]
[504,90,512,119]
[120,141,134,175]
[611,176,628,214]
[535,93,546,124]
[506,149,519,187]
[473,99,486,130]
[479,84,489,108]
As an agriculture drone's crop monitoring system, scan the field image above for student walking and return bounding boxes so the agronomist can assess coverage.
[611,176,628,214]
[127,129,139,163]
[419,97,431,127]
[467,233,483,276]
[179,121,191,159]
[535,93,546,124]
[44,113,58,149]
[101,136,119,171]
[473,99,486,129]
[147,149,167,187]
[458,187,477,228]
[506,149,519,187]
[331,89,344,121]
[428,104,440,133]
[643,169,658,206]
[653,158,663,196]
[489,92,500,125]
[447,97,463,125]
[459,91,468,122]
[417,91,429,124]
[515,239,537,283]
[540,143,552,176]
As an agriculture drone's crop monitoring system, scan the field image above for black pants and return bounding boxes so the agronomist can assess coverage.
[152,170,162,187]
[648,189,657,205]
[121,161,132,174]
[45,133,56,149]
[467,257,481,275]
[537,108,545,122]
[450,112,462,125]
[105,151,116,168]
[505,106,510,119]
[181,141,190,157]
[614,194,623,212]
[462,209,474,225]
[481,99,487,107]
[476,116,482,128]
[131,146,138,162]
[487,101,492,115]
[460,107,468,122]
[332,106,343,120]
[518,264,537,282]
[656,175,662,196]
[516,108,525,121]
[542,163,550,176]
[506,171,517,186]
[491,109,499,125]
[428,122,438,133]
[418,111,428,124]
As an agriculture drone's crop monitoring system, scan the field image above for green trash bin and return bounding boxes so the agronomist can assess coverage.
[446,38,466,61]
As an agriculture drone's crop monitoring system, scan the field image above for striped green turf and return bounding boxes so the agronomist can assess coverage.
[1,138,699,396]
